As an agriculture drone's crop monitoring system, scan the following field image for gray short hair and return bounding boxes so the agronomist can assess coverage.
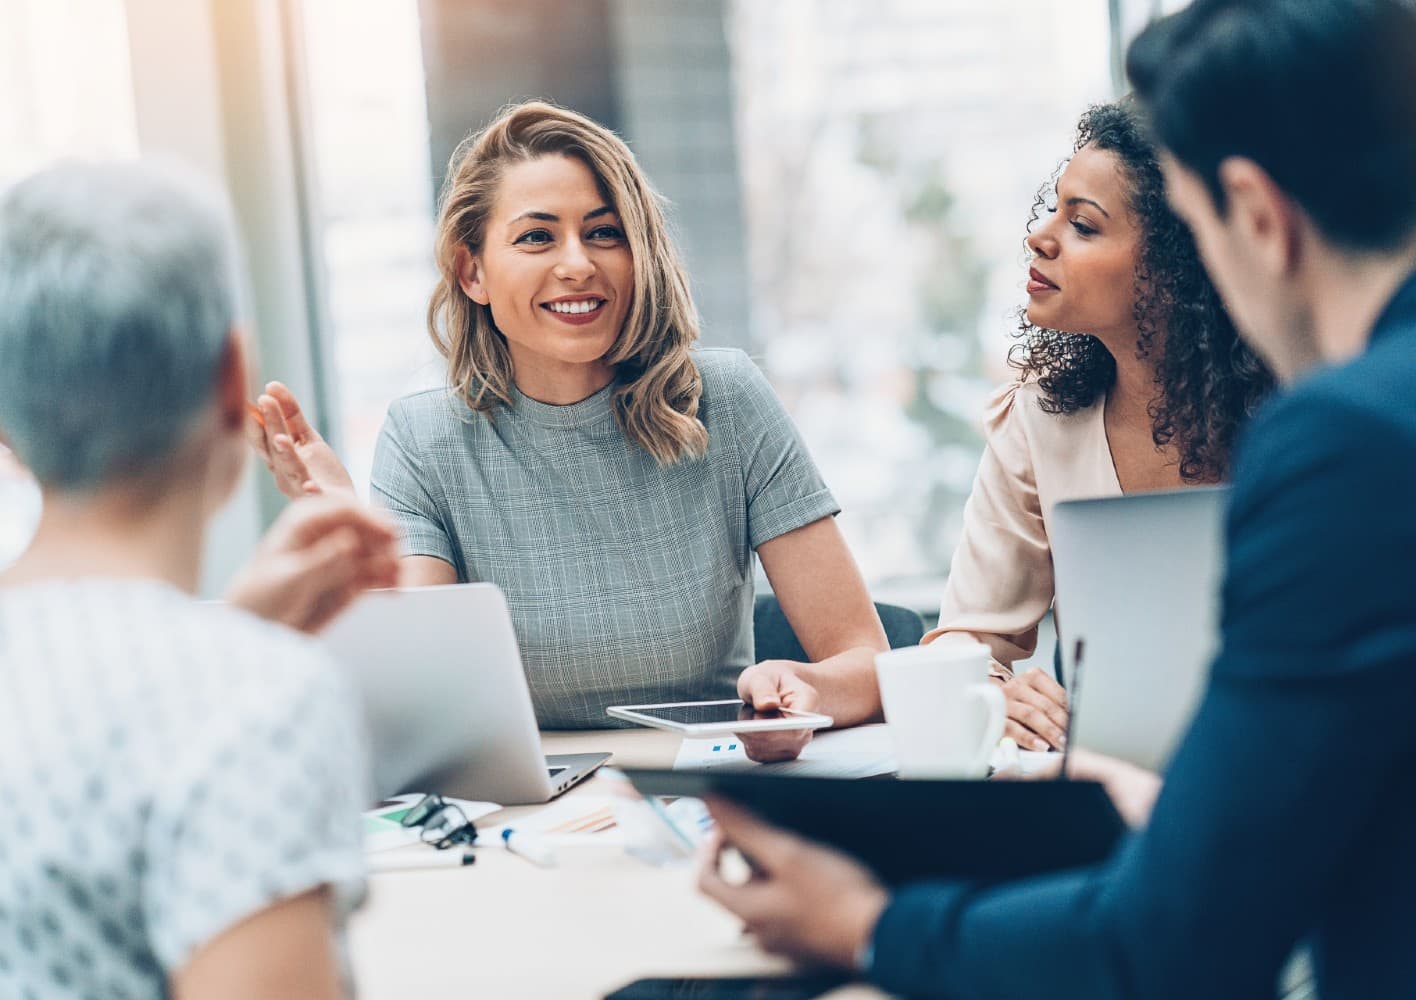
[0,160,241,490]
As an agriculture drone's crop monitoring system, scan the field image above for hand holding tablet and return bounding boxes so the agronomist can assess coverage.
[607,699,833,736]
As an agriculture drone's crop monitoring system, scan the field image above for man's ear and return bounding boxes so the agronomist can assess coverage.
[214,328,250,432]
[1216,157,1304,278]
[455,246,491,305]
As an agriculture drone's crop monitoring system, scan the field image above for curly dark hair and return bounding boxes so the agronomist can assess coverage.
[1009,98,1274,482]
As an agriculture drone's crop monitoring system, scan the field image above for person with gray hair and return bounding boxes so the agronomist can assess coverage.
[0,160,400,999]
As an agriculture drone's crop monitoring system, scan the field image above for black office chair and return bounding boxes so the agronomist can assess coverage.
[752,593,925,662]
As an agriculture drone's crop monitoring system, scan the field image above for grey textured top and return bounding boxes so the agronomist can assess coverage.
[370,347,839,728]
[0,579,367,999]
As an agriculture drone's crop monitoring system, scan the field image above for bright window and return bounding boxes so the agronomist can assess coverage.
[0,0,139,569]
[731,0,1113,600]
[303,1,1113,606]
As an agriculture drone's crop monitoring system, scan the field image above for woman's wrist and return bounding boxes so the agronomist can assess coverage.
[793,646,884,726]
[848,886,891,974]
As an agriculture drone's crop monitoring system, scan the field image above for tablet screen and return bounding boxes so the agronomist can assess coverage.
[631,701,787,726]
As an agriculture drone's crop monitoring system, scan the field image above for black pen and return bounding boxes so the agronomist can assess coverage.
[1059,638,1086,779]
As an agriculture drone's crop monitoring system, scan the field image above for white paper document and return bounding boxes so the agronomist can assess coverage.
[672,723,898,778]
[481,795,624,847]
[672,725,1062,779]
[990,746,1062,776]
[363,794,502,853]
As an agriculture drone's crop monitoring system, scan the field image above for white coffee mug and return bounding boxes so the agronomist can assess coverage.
[874,639,1006,778]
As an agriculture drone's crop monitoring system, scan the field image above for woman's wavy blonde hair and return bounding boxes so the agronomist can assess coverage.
[427,100,708,465]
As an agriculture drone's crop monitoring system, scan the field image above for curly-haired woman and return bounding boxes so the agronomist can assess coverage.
[922,98,1274,752]
[246,101,888,761]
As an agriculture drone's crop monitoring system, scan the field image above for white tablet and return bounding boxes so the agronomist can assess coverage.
[606,699,833,736]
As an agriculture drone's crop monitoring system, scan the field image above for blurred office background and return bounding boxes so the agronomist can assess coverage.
[0,0,1183,607]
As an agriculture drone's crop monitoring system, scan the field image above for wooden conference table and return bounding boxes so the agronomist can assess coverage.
[349,728,890,999]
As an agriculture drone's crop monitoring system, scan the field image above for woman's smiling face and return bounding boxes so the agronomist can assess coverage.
[459,153,634,383]
[1023,143,1143,347]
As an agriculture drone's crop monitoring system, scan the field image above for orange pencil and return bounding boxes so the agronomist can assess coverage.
[245,400,266,428]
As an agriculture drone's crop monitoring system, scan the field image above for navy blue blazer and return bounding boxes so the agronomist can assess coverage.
[869,271,1416,999]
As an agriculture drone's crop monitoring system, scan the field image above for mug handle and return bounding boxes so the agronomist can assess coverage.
[966,682,1007,775]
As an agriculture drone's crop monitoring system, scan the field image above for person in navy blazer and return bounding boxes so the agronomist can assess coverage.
[696,1,1416,996]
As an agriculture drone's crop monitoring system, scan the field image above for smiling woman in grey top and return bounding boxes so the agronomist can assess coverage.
[249,101,889,758]
[371,347,837,727]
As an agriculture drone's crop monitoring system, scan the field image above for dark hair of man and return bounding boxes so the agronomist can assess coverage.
[1011,99,1274,483]
[1127,0,1416,253]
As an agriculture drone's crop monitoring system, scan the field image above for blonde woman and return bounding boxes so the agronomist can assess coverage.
[248,101,887,760]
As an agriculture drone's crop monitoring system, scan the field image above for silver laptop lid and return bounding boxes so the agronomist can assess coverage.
[320,583,554,803]
[1051,487,1227,772]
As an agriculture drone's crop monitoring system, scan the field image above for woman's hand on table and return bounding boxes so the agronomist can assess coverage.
[995,747,1162,829]
[245,381,355,498]
[1066,749,1162,828]
[998,666,1070,751]
[735,660,820,763]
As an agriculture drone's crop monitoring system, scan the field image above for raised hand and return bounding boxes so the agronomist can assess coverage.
[224,494,400,634]
[245,381,354,499]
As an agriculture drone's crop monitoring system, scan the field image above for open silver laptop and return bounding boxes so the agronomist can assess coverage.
[320,583,609,804]
[1050,487,1228,772]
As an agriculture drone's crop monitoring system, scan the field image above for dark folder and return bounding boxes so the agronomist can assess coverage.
[622,768,1126,885]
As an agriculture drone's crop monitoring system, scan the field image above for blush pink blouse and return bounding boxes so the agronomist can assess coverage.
[922,379,1121,673]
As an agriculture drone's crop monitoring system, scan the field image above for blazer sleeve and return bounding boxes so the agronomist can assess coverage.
[922,382,1053,672]
[868,392,1416,999]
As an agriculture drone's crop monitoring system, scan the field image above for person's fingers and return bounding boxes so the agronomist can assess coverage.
[695,830,727,890]
[244,408,273,464]
[698,851,756,917]
[250,396,304,498]
[1013,672,1069,730]
[282,497,396,549]
[268,435,314,497]
[283,529,363,627]
[296,526,362,583]
[705,797,800,871]
[739,729,811,764]
[1064,748,1128,783]
[1006,683,1068,749]
[266,381,318,441]
[302,577,365,633]
[774,674,819,713]
[739,665,783,711]
[1003,718,1049,751]
[1019,667,1068,709]
[258,394,294,445]
[1004,709,1055,752]
[261,394,302,479]
[356,553,402,590]
[697,827,762,915]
